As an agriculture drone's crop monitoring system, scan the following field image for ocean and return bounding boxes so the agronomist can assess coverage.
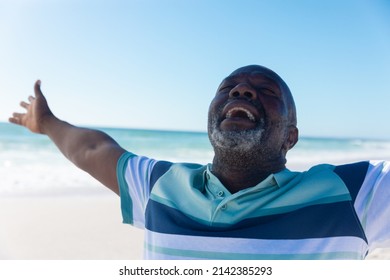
[1,122,389,196]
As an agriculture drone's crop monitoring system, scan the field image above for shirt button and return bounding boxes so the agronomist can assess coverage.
[217,191,224,197]
[221,204,227,210]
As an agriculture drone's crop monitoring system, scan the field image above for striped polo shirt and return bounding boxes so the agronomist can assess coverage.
[117,152,390,259]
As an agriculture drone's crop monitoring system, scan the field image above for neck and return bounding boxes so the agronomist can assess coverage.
[211,150,286,193]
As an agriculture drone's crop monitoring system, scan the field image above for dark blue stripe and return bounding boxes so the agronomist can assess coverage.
[334,161,369,202]
[145,199,367,241]
[150,161,173,190]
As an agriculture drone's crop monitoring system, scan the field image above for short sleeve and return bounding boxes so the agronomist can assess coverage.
[354,161,390,250]
[116,152,158,228]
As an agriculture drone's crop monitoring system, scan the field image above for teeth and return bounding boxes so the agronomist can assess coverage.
[226,107,255,122]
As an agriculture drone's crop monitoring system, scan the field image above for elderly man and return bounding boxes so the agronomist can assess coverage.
[9,65,390,259]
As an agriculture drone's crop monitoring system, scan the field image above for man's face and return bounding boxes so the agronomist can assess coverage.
[208,65,296,157]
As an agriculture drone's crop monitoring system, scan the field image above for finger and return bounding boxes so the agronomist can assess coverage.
[34,80,43,97]
[12,112,24,119]
[9,113,24,125]
[8,116,21,125]
[20,101,30,109]
[28,95,35,103]
[8,117,19,125]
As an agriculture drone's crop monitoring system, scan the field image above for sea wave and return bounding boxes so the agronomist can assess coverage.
[1,122,389,195]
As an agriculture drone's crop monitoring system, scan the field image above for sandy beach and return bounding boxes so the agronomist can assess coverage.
[0,191,389,260]
[1,123,390,260]
[0,192,144,260]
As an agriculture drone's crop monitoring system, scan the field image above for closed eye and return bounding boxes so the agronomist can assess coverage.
[260,87,279,98]
[218,85,234,93]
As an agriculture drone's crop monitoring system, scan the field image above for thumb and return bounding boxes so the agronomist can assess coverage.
[34,80,44,98]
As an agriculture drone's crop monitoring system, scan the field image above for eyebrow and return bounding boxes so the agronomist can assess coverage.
[223,72,282,90]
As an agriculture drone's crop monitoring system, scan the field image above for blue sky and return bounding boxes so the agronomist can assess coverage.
[1,0,389,139]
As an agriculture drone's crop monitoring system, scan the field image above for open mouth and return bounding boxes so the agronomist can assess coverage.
[225,107,256,122]
[219,101,262,131]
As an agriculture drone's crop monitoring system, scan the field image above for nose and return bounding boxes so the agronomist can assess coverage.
[229,83,257,100]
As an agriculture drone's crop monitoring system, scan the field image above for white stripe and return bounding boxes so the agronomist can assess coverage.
[124,156,157,227]
[144,229,368,258]
[355,160,390,250]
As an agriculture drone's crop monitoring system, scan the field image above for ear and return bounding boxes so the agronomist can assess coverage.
[283,125,299,151]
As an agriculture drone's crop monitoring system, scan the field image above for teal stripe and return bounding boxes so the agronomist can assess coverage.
[150,192,352,227]
[145,243,362,260]
[117,152,137,224]
[252,193,352,219]
[150,163,352,226]
[150,193,214,226]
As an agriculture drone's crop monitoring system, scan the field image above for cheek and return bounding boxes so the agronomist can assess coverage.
[207,100,219,126]
[208,96,226,115]
[261,98,289,122]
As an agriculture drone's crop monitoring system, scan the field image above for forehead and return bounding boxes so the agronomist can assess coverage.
[223,65,284,87]
[221,65,295,105]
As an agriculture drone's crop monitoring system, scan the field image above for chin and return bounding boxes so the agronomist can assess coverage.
[209,125,265,153]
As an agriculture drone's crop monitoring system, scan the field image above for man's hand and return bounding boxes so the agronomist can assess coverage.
[9,80,126,195]
[9,80,54,134]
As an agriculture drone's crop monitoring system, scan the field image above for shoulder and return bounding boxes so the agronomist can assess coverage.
[312,161,389,202]
[117,152,206,188]
[332,160,390,186]
[117,152,159,176]
[150,161,206,190]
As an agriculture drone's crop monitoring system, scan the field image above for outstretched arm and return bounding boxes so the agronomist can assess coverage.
[9,80,126,195]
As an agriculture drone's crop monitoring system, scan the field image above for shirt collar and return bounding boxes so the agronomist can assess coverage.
[273,168,298,187]
[206,164,297,194]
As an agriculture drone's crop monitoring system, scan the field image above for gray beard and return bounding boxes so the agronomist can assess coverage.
[208,117,266,154]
